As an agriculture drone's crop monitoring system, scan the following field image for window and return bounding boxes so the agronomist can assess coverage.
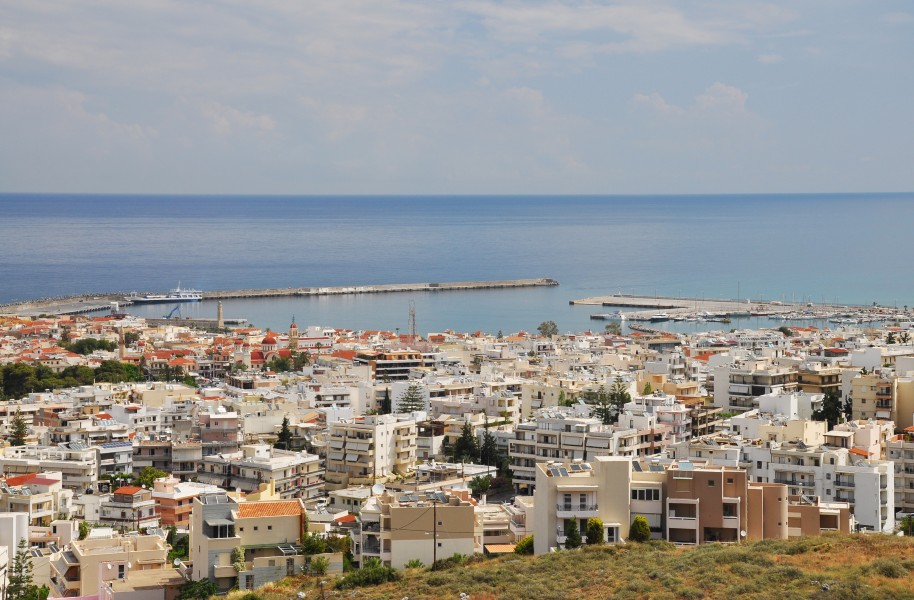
[707,480,715,487]
[723,504,736,518]
[268,526,272,531]
[757,461,763,469]
[239,527,244,532]
[253,526,258,531]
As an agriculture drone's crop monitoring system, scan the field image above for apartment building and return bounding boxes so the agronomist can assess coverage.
[0,444,98,492]
[797,363,843,396]
[665,461,755,545]
[99,486,160,531]
[354,350,426,381]
[624,393,692,444]
[886,432,914,512]
[850,371,896,422]
[0,472,75,525]
[98,440,135,478]
[711,357,798,413]
[151,476,223,528]
[197,443,324,500]
[195,409,243,457]
[50,533,171,597]
[509,408,673,492]
[190,495,340,593]
[353,489,475,568]
[532,456,666,553]
[325,415,417,490]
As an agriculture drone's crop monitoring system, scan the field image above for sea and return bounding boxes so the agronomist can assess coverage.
[1,193,912,335]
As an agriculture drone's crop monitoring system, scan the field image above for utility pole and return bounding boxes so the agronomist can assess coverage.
[431,500,438,570]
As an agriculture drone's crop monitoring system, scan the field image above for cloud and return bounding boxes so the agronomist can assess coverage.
[881,12,914,24]
[632,93,684,116]
[634,82,750,117]
[201,103,275,134]
[758,53,783,63]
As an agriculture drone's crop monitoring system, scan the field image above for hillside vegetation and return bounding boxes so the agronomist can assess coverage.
[230,533,914,600]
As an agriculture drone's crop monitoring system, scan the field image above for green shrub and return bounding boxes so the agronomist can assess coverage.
[629,516,651,543]
[869,558,907,578]
[514,535,534,555]
[564,520,582,549]
[586,518,604,545]
[238,594,262,600]
[309,556,329,576]
[334,563,400,590]
[405,559,425,569]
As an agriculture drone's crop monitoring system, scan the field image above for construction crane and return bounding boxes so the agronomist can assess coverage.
[164,304,182,319]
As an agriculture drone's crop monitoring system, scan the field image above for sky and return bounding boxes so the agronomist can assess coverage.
[0,1,911,195]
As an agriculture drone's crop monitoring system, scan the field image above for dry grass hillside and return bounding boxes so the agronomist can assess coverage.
[228,533,914,600]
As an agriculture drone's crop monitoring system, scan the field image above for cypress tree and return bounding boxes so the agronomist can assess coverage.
[9,409,28,447]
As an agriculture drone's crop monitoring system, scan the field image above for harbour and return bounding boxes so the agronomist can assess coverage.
[573,293,911,326]
[1,278,559,318]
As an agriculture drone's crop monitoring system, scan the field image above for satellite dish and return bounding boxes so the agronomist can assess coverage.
[173,558,182,567]
[126,562,132,569]
[107,564,113,570]
[371,483,386,495]
[740,530,747,538]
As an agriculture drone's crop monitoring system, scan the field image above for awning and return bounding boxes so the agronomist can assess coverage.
[555,484,599,491]
[484,544,516,554]
[345,454,357,462]
[849,448,870,457]
[205,518,234,527]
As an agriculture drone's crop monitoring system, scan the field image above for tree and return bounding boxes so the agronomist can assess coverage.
[537,321,559,338]
[629,516,651,542]
[586,385,614,425]
[777,326,793,337]
[379,388,391,415]
[887,331,897,344]
[901,331,911,345]
[124,331,141,345]
[275,416,293,450]
[585,518,604,545]
[133,466,168,488]
[267,356,291,372]
[8,537,34,600]
[310,556,330,576]
[291,351,310,370]
[496,330,504,340]
[898,514,914,536]
[469,475,492,497]
[452,421,480,463]
[514,535,534,555]
[178,579,218,600]
[78,521,92,540]
[563,519,582,549]
[8,409,29,447]
[479,416,498,467]
[604,322,621,335]
[396,381,426,413]
[607,376,632,423]
[812,388,843,430]
[642,382,653,395]
[843,394,854,422]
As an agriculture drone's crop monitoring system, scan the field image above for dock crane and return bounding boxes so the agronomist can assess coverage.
[164,304,182,319]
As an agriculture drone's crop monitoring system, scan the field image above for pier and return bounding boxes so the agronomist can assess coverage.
[572,293,908,324]
[1,278,558,317]
[201,278,558,299]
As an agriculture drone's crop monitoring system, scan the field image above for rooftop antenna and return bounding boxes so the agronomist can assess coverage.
[409,300,417,344]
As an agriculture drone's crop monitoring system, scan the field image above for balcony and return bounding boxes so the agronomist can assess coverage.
[834,479,855,489]
[555,504,599,519]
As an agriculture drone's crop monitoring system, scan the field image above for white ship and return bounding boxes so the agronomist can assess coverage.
[125,284,202,304]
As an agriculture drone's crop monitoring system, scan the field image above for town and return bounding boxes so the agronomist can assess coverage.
[0,305,913,598]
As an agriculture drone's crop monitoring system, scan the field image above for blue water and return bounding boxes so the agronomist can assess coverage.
[1,193,912,333]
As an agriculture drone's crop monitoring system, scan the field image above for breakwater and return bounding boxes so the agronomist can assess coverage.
[2,278,558,317]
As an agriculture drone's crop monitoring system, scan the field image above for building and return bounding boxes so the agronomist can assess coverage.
[197,443,324,500]
[711,357,798,413]
[99,486,160,531]
[532,456,666,554]
[190,494,341,593]
[151,476,223,528]
[0,444,98,492]
[325,415,417,490]
[353,489,475,568]
[49,533,171,597]
[665,461,755,545]
[0,472,75,525]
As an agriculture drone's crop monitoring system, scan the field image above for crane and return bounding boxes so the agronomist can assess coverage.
[164,304,182,319]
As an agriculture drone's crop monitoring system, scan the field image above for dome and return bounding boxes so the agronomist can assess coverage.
[262,335,277,345]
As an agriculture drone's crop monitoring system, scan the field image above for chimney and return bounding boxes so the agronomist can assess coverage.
[217,302,224,329]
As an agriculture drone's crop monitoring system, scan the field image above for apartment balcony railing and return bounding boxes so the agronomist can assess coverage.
[555,504,599,518]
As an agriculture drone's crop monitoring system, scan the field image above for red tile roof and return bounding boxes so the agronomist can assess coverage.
[4,473,38,486]
[114,486,145,495]
[236,500,303,518]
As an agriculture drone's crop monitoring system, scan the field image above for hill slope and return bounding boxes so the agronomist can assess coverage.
[238,534,914,600]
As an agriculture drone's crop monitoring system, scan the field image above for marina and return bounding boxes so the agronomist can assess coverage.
[573,293,912,326]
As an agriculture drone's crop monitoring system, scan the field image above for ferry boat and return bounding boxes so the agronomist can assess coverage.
[125,284,202,304]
